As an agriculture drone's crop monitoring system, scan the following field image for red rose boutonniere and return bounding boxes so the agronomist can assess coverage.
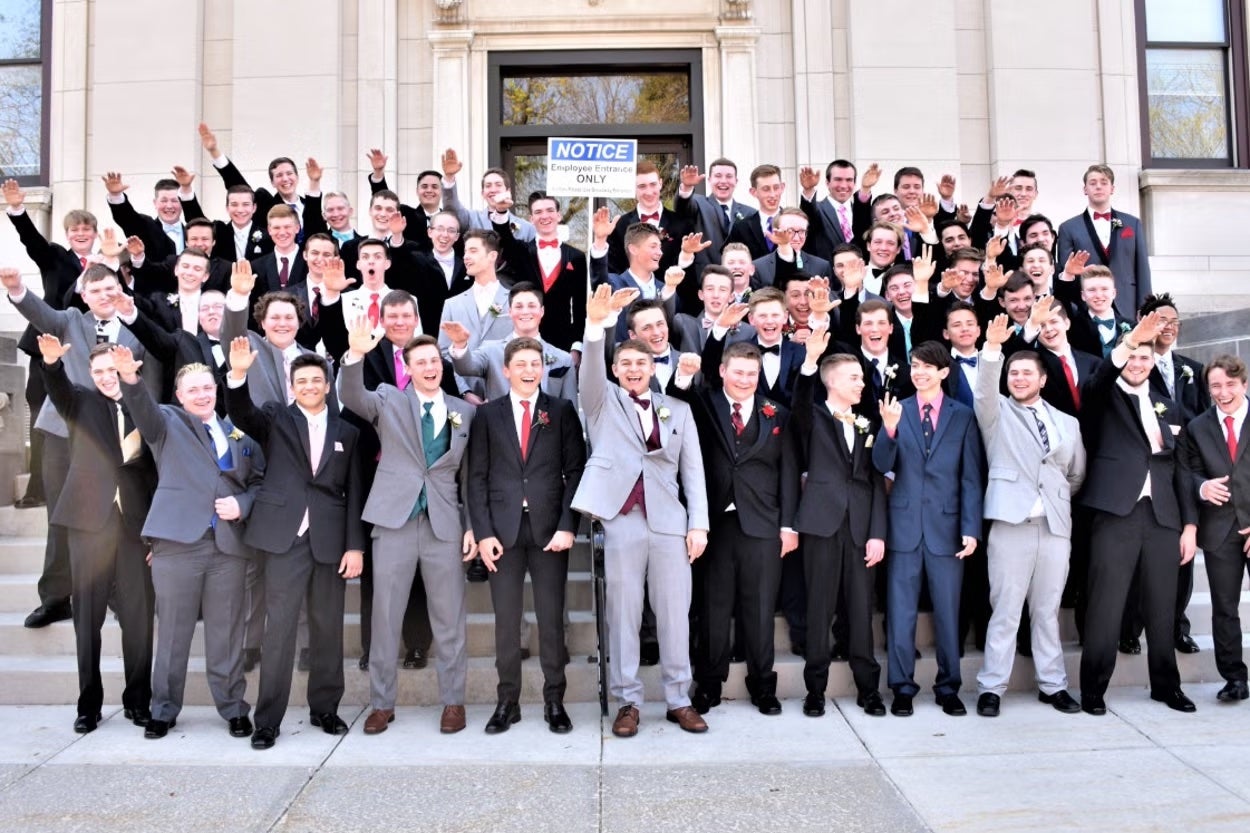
[761,402,777,418]
[536,410,550,427]
[771,426,781,435]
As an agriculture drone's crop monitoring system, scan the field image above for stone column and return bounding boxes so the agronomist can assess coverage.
[715,24,761,193]
[428,29,474,184]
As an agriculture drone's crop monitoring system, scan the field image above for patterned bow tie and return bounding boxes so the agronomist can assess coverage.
[640,213,660,224]
[538,239,559,249]
[1093,212,1112,221]
[832,410,856,425]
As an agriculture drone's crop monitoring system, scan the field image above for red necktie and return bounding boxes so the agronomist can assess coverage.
[368,292,380,328]
[1093,212,1112,221]
[520,399,532,461]
[640,213,659,224]
[279,256,290,287]
[1226,415,1238,462]
[731,401,745,437]
[78,256,87,270]
[1060,355,1081,411]
[538,239,559,249]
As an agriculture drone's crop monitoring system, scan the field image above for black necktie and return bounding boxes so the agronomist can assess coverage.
[721,204,732,234]
[922,403,935,455]
[870,358,883,392]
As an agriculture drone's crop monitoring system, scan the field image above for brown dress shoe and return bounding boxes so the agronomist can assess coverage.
[665,706,708,733]
[440,705,466,734]
[363,709,395,735]
[612,705,640,738]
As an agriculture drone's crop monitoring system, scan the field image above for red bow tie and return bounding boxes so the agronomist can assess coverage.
[640,213,660,224]
[1093,212,1112,221]
[538,239,559,249]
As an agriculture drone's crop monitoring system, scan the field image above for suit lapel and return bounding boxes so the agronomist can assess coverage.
[710,393,738,457]
[1080,212,1109,264]
[291,406,313,469]
[927,399,955,453]
[314,414,339,476]
[743,395,776,461]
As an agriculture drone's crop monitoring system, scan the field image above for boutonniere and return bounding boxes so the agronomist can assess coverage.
[1153,402,1167,416]
[761,402,777,418]
[734,211,744,221]
[251,230,263,242]
[657,406,671,422]
[536,409,550,427]
[883,363,898,381]
[166,293,179,306]
[1119,322,1132,334]
[488,303,504,318]
[447,411,463,428]
[657,228,671,243]
[544,353,558,366]
[1181,365,1194,381]
[771,426,781,435]
[1110,218,1123,230]
[781,322,796,337]
[1120,226,1134,239]
[854,415,870,434]
[509,222,519,234]
[228,428,244,441]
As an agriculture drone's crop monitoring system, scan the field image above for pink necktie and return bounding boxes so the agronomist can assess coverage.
[394,347,411,390]
[838,205,852,241]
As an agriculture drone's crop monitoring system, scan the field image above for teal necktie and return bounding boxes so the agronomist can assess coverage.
[410,401,449,519]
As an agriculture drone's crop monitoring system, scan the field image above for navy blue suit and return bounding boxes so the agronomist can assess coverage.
[872,395,984,698]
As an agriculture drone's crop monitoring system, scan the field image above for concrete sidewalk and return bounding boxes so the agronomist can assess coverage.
[2,683,1248,833]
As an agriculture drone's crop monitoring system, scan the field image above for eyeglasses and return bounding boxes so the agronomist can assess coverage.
[431,227,460,237]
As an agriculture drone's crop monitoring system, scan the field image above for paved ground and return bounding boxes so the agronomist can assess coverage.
[2,683,1248,832]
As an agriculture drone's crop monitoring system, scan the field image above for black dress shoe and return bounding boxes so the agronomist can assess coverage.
[297,648,311,672]
[1217,680,1249,702]
[123,707,152,727]
[402,647,428,669]
[73,713,102,734]
[24,601,72,629]
[830,643,849,662]
[465,556,490,583]
[1118,637,1141,655]
[543,701,573,734]
[1081,695,1107,716]
[1038,690,1082,714]
[228,715,254,737]
[802,692,826,717]
[691,688,721,715]
[936,693,967,716]
[1016,639,1033,658]
[639,642,660,666]
[251,726,280,749]
[752,694,782,715]
[729,649,746,663]
[484,701,521,734]
[310,712,349,735]
[1174,634,1200,654]
[976,693,1000,717]
[891,693,914,717]
[145,719,176,739]
[14,495,45,509]
[357,655,369,671]
[242,648,261,673]
[791,641,806,658]
[1150,689,1196,713]
[857,691,886,717]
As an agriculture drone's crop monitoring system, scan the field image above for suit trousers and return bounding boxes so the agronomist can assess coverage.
[603,507,693,709]
[488,513,569,703]
[778,545,807,646]
[254,533,346,729]
[23,363,46,501]
[977,517,1070,697]
[887,545,964,697]
[149,535,250,722]
[803,527,880,697]
[37,431,71,605]
[695,512,782,695]
[369,512,467,708]
[1203,528,1250,683]
[242,558,266,654]
[359,531,433,659]
[1079,500,1182,698]
[1120,559,1194,642]
[67,507,153,717]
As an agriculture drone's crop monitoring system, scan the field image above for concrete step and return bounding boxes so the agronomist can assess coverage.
[0,507,48,538]
[0,632,1242,707]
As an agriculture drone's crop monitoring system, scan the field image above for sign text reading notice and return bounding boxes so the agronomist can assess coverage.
[545,137,638,198]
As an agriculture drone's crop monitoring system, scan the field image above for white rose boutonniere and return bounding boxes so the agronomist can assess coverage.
[251,231,263,242]
[657,406,671,422]
[1110,218,1123,230]
[882,363,898,382]
[1119,322,1132,334]
[166,293,179,306]
[488,303,504,318]
[228,428,245,441]
[448,411,464,428]
[1181,365,1194,381]
[1153,402,1167,417]
[544,353,557,366]
[854,415,870,434]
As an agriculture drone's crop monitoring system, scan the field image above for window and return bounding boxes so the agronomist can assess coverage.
[490,50,704,243]
[1136,0,1249,167]
[0,0,50,184]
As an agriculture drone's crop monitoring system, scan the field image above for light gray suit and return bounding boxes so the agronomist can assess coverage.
[339,357,475,708]
[670,314,755,353]
[120,377,265,723]
[438,282,515,397]
[973,348,1086,698]
[442,180,535,242]
[572,321,709,710]
[450,336,578,403]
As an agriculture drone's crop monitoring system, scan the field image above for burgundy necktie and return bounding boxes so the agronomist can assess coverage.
[1060,355,1080,411]
[731,401,745,437]
[311,287,321,322]
[279,256,290,288]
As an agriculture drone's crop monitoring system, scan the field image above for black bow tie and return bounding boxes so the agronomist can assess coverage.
[654,354,670,364]
[759,344,781,355]
[1094,317,1115,328]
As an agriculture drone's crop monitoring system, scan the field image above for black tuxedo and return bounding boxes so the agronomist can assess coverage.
[607,207,698,283]
[131,252,231,296]
[726,214,776,261]
[216,158,318,237]
[404,249,470,328]
[1053,276,1132,359]
[1149,352,1208,424]
[42,359,155,720]
[465,393,586,704]
[492,220,588,351]
[668,373,798,699]
[799,194,873,262]
[225,379,365,730]
[7,210,83,355]
[368,174,451,256]
[181,195,273,262]
[969,205,1023,274]
[108,196,184,264]
[298,194,366,251]
[701,330,806,408]
[791,368,886,697]
[123,308,228,413]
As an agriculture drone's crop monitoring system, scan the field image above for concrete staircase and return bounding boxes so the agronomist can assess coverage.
[0,503,1244,708]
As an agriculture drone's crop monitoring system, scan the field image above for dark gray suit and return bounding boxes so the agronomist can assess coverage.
[1056,209,1152,319]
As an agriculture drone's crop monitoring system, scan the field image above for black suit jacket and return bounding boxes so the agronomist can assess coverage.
[124,307,228,413]
[1000,336,1103,418]
[465,392,586,549]
[672,192,758,264]
[369,174,453,257]
[181,194,273,262]
[799,194,872,262]
[726,214,775,261]
[226,380,366,561]
[1149,352,1209,425]
[492,220,587,351]
[131,252,230,296]
[108,196,184,264]
[1181,406,1250,551]
[7,210,85,355]
[969,205,1023,274]
[403,249,470,327]
[1053,275,1133,358]
[42,359,156,533]
[607,207,697,279]
[701,329,807,408]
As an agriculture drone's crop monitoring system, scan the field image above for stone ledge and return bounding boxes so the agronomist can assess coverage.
[1140,168,1250,192]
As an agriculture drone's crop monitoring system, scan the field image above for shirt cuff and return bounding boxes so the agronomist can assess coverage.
[106,193,124,205]
[130,254,145,269]
[673,373,693,389]
[117,309,137,326]
[980,345,1002,361]
[449,344,468,358]
[212,156,229,170]
[590,243,608,260]
[940,198,956,213]
[6,207,25,217]
[179,188,195,201]
[710,324,729,340]
[226,375,246,389]
[225,290,249,311]
[800,363,818,376]
[7,287,28,303]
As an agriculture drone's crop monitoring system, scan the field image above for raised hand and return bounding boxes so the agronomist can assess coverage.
[305,157,323,185]
[715,301,751,330]
[766,226,795,250]
[1028,295,1053,330]
[366,148,388,176]
[938,174,957,201]
[387,211,407,239]
[441,147,462,179]
[912,244,936,287]
[680,232,711,255]
[679,164,704,189]
[36,334,71,365]
[347,314,384,357]
[439,320,472,349]
[110,344,144,380]
[1062,250,1090,278]
[171,165,195,190]
[112,290,135,319]
[2,178,24,209]
[228,335,258,377]
[903,205,930,234]
[0,266,22,292]
[861,163,882,192]
[663,265,687,291]
[805,324,830,365]
[1127,310,1164,347]
[677,353,701,377]
[125,235,145,260]
[993,196,1016,225]
[809,281,841,317]
[799,165,820,192]
[586,284,612,326]
[985,313,1011,347]
[320,256,356,294]
[879,391,902,434]
[102,171,128,196]
[955,203,972,225]
[940,268,964,293]
[983,263,1011,295]
[489,190,514,213]
[919,192,939,220]
[841,256,865,296]
[986,174,1012,200]
[609,287,640,312]
[198,122,220,157]
[592,206,619,243]
[230,259,256,297]
[985,235,1006,264]
[99,228,123,259]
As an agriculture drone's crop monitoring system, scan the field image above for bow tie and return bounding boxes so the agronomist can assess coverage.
[759,344,781,355]
[630,393,651,410]
[162,223,181,234]
[640,213,660,224]
[701,318,714,329]
[653,354,670,364]
[832,410,856,425]
[954,355,978,367]
[1092,212,1112,221]
[1094,316,1116,328]
[538,239,559,249]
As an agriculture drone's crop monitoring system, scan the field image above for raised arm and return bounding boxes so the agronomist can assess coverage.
[973,313,1010,436]
[114,345,168,447]
[223,338,273,445]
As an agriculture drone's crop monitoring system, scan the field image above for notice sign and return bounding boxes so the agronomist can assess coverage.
[545,137,638,198]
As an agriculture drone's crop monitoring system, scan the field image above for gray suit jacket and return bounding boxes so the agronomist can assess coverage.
[442,181,535,241]
[1055,209,1152,319]
[674,192,757,264]
[120,378,265,556]
[438,282,516,395]
[670,314,755,353]
[338,357,474,540]
[13,290,161,437]
[450,337,578,403]
[221,298,337,409]
[571,325,709,535]
[973,349,1086,537]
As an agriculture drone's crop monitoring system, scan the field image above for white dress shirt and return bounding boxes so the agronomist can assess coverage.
[472,280,501,319]
[1117,377,1164,501]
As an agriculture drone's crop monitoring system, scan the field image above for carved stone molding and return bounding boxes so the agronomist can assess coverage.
[722,0,752,21]
[434,0,465,25]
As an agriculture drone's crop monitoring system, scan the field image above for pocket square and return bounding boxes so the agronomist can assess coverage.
[565,262,574,271]
[334,441,345,451]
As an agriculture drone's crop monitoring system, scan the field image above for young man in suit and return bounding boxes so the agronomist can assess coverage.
[367,151,446,254]
[491,192,587,352]
[1181,354,1250,703]
[406,210,470,328]
[674,159,757,264]
[573,284,710,738]
[1012,297,1103,418]
[702,288,806,408]
[862,223,904,297]
[607,160,697,277]
[1056,164,1152,318]
[103,172,187,260]
[129,218,231,296]
[790,336,888,718]
[437,230,515,402]
[130,247,212,335]
[466,337,586,734]
[341,238,398,328]
[834,291,915,427]
[439,148,535,242]
[670,339,799,716]
[114,347,265,740]
[670,266,757,352]
[199,123,311,231]
[38,336,156,733]
[751,208,834,288]
[1077,312,1198,715]
[797,159,877,262]
[301,190,362,249]
[249,205,307,302]
[727,164,786,261]
[1054,265,1132,359]
[340,328,477,736]
[335,190,406,281]
[973,315,1086,718]
[182,183,272,263]
[224,348,365,749]
[873,340,984,717]
[590,208,700,314]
